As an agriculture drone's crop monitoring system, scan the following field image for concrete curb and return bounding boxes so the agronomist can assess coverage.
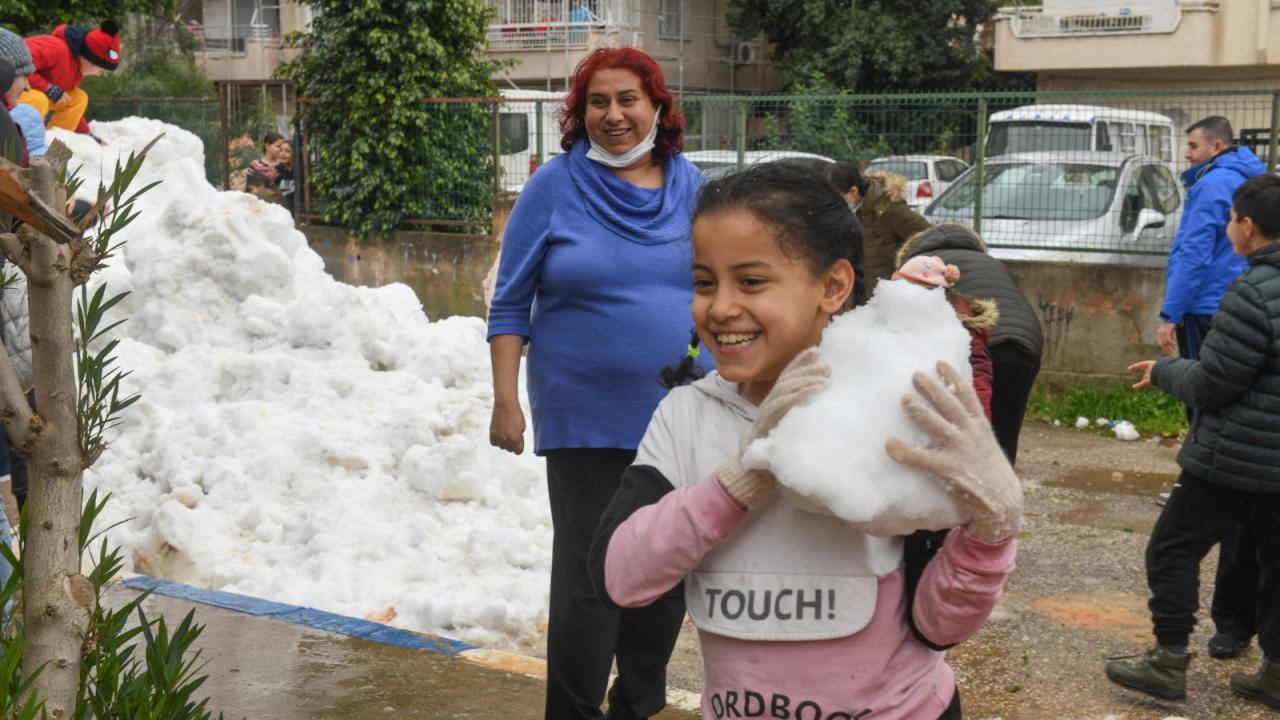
[121,575,703,714]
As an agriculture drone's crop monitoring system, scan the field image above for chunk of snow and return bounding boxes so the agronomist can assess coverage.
[742,281,970,536]
[1075,416,1090,429]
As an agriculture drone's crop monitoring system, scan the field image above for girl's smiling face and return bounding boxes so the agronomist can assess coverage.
[691,209,853,405]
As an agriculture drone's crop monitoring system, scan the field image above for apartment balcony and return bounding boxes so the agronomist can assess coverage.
[994,0,1280,73]
[486,0,637,49]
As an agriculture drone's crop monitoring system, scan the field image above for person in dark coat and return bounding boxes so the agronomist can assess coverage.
[824,162,930,296]
[1106,174,1280,709]
[895,223,1043,462]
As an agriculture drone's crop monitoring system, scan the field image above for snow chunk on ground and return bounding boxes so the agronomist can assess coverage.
[54,120,551,650]
[743,281,970,536]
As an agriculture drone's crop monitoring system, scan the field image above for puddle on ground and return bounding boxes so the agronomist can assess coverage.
[107,589,697,720]
[1043,469,1178,497]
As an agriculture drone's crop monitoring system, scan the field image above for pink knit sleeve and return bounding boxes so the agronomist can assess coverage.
[605,473,747,608]
[911,527,1017,646]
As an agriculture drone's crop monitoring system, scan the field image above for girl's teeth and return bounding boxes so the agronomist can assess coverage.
[718,333,757,345]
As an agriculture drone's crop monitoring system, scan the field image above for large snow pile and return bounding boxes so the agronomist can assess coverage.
[51,120,551,650]
[744,281,970,536]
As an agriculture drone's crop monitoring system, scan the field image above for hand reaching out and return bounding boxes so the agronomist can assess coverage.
[1128,360,1155,390]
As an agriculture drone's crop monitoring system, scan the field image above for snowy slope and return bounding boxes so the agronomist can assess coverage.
[52,120,551,650]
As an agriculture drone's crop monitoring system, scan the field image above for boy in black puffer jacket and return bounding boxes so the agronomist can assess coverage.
[1106,174,1280,710]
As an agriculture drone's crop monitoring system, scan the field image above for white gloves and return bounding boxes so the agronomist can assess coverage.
[886,361,1023,543]
[718,348,830,509]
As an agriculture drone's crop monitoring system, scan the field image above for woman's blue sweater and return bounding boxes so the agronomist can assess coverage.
[487,140,708,453]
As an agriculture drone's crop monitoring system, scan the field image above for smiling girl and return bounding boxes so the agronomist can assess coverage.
[589,163,1022,720]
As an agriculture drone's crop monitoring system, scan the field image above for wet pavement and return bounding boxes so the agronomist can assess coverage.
[664,422,1277,719]
[95,422,1277,718]
[110,588,698,720]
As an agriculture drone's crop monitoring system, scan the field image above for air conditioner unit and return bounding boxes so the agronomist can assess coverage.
[734,41,758,64]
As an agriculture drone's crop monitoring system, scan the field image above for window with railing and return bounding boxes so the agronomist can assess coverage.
[485,0,632,50]
[1005,0,1184,37]
[658,0,683,39]
[186,0,282,53]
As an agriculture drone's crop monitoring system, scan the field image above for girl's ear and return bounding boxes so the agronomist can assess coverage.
[819,259,855,314]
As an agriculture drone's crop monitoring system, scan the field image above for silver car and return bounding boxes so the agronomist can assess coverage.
[923,152,1183,267]
[867,155,970,210]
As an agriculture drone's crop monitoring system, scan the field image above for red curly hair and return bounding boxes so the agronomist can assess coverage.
[559,48,685,162]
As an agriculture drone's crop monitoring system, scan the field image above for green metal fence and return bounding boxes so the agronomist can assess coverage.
[84,88,1280,259]
[91,96,222,186]
[671,90,1280,262]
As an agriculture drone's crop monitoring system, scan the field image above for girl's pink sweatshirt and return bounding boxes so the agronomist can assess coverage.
[605,474,1016,720]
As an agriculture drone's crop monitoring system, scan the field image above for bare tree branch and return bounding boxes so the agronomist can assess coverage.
[43,140,72,180]
[0,157,81,245]
[0,232,31,276]
[0,338,34,451]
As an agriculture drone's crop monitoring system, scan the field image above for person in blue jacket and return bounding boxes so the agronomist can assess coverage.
[1160,116,1265,365]
[1158,115,1266,665]
[487,47,709,720]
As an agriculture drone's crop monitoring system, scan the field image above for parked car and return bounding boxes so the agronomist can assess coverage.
[866,155,970,210]
[923,152,1183,266]
[498,89,566,192]
[682,150,835,181]
[985,105,1176,167]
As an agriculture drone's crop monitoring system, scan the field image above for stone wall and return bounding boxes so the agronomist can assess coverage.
[303,217,1170,380]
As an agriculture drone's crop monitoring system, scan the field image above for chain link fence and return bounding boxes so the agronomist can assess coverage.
[673,90,1279,263]
[85,87,1280,260]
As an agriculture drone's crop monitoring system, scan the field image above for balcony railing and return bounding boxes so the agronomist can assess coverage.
[1002,0,1193,38]
[190,22,281,53]
[485,0,634,50]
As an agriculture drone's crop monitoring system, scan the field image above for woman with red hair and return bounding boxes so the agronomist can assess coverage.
[488,47,707,719]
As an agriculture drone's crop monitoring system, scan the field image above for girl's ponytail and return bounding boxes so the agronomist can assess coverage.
[658,329,706,389]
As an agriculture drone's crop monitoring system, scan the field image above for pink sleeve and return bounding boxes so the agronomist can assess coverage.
[912,527,1016,646]
[605,473,747,608]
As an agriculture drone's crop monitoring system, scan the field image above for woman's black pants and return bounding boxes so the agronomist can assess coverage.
[544,448,684,720]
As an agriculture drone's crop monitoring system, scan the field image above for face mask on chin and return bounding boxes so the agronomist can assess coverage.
[586,109,661,169]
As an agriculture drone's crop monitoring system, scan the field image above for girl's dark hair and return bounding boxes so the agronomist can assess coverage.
[699,161,864,300]
[262,131,285,151]
[823,161,868,197]
[658,329,706,389]
[657,161,865,388]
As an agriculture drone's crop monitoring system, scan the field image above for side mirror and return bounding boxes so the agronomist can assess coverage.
[1135,208,1166,232]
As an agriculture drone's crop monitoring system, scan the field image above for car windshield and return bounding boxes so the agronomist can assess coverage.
[866,160,927,181]
[986,122,1093,155]
[929,162,1119,221]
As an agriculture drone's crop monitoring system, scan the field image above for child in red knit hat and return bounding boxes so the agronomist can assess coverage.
[19,20,120,143]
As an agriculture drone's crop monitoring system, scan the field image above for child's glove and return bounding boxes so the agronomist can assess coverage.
[885,361,1023,542]
[718,348,830,509]
[45,84,65,103]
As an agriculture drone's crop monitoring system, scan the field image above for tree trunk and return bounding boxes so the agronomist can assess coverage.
[17,160,84,719]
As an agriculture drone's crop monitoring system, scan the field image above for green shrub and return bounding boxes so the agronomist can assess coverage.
[279,0,505,238]
[0,492,230,719]
[1028,378,1188,436]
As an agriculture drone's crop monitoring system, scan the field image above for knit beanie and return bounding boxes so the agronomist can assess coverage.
[0,28,35,76]
[81,20,121,71]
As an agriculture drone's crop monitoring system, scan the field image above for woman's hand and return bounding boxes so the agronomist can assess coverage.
[490,398,526,455]
[488,334,527,454]
[885,361,1022,543]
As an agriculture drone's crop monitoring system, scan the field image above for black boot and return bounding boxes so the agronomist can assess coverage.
[1230,656,1280,710]
[1208,632,1248,659]
[1105,645,1190,700]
